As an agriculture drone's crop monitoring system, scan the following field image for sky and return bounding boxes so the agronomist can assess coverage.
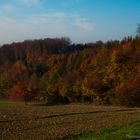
[0,0,140,45]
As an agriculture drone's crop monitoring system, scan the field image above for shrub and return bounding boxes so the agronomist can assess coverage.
[115,75,140,107]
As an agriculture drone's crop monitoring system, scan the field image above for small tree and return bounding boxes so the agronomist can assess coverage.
[10,81,29,105]
[137,24,140,37]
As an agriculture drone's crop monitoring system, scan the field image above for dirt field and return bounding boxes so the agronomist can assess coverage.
[0,102,140,140]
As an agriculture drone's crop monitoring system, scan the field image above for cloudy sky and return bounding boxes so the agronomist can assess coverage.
[0,0,140,45]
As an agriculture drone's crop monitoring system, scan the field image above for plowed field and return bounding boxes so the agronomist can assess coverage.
[0,101,140,140]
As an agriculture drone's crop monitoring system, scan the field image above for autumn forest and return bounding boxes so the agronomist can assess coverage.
[0,36,140,107]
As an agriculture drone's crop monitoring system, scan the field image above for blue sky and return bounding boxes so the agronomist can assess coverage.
[0,0,140,44]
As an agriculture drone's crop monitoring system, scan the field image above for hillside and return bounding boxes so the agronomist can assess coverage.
[0,37,140,106]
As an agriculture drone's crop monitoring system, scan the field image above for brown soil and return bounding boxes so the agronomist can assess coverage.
[0,104,140,140]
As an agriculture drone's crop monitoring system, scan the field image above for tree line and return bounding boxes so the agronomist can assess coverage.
[0,36,140,106]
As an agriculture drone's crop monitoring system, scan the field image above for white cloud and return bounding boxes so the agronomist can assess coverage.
[0,12,95,45]
[75,18,95,32]
[0,17,33,44]
[36,12,66,18]
[0,0,41,15]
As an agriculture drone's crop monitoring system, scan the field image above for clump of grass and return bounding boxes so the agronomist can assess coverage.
[69,121,140,140]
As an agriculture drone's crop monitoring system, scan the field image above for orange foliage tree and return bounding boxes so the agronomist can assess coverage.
[10,81,29,104]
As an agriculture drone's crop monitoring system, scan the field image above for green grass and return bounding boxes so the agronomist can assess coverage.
[0,100,25,108]
[69,121,140,140]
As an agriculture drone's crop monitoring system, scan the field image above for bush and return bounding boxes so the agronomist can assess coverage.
[115,75,140,107]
